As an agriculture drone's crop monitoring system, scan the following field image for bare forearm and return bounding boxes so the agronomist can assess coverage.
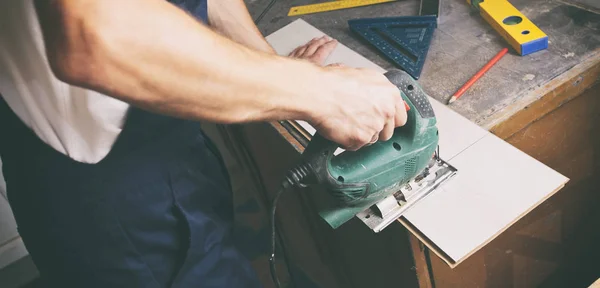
[34,0,322,124]
[207,0,274,53]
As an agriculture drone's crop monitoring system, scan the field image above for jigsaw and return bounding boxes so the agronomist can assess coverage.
[268,69,457,287]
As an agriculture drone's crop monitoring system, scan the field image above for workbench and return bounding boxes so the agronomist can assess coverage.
[207,0,600,287]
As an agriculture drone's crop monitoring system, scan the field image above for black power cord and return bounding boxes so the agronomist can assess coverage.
[269,163,313,288]
[269,186,286,288]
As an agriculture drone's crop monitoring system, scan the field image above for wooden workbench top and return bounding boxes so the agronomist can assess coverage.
[247,0,600,134]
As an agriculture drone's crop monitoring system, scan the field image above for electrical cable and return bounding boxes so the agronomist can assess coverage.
[269,163,313,288]
[269,186,285,288]
[255,0,278,24]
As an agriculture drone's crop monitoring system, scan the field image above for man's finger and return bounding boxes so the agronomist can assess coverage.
[311,40,338,65]
[345,130,373,151]
[293,45,308,57]
[288,47,299,57]
[394,99,403,127]
[379,117,395,141]
[394,100,408,127]
[297,37,322,56]
[308,37,321,44]
[301,37,320,50]
[304,36,330,57]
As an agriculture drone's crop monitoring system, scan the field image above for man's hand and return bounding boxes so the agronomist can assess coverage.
[289,36,338,66]
[308,66,408,151]
[289,37,405,150]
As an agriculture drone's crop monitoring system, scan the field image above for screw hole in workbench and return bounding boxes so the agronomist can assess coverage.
[503,16,523,25]
[522,30,530,35]
[393,142,402,151]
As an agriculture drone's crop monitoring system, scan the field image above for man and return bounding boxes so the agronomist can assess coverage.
[0,0,407,287]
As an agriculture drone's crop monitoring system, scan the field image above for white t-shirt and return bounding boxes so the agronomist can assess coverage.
[0,0,129,164]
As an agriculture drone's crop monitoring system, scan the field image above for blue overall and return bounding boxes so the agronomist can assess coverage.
[0,1,262,287]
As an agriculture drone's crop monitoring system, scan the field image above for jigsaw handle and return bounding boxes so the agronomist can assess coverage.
[302,69,435,198]
[385,69,435,120]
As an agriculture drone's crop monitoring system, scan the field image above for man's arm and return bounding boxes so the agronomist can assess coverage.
[35,0,320,124]
[207,0,275,53]
[34,0,407,150]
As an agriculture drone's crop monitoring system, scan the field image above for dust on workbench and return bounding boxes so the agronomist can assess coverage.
[247,0,600,127]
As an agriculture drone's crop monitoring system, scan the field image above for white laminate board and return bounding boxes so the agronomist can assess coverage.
[401,133,568,262]
[265,19,569,266]
[265,19,488,160]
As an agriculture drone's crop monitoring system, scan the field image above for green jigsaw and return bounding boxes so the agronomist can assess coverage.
[269,69,457,287]
[297,69,457,231]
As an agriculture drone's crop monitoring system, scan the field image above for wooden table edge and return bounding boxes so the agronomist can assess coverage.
[486,49,600,138]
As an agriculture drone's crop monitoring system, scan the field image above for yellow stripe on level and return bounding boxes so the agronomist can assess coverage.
[288,0,396,16]
[470,0,547,55]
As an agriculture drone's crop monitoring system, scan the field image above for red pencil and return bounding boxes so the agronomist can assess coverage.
[448,48,509,104]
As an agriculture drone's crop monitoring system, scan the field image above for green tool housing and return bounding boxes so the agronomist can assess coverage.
[302,69,440,229]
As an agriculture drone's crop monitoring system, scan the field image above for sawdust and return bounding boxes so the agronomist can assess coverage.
[522,74,536,81]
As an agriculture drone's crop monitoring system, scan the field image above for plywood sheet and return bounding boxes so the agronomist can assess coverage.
[265,19,569,266]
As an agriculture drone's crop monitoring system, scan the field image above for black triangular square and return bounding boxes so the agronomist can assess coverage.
[349,16,437,79]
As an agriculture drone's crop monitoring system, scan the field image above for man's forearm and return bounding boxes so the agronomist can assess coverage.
[34,0,325,124]
[207,0,275,54]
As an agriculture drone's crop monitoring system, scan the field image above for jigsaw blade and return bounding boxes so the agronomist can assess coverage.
[355,155,457,232]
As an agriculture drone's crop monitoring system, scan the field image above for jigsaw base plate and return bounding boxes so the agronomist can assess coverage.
[356,156,457,233]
